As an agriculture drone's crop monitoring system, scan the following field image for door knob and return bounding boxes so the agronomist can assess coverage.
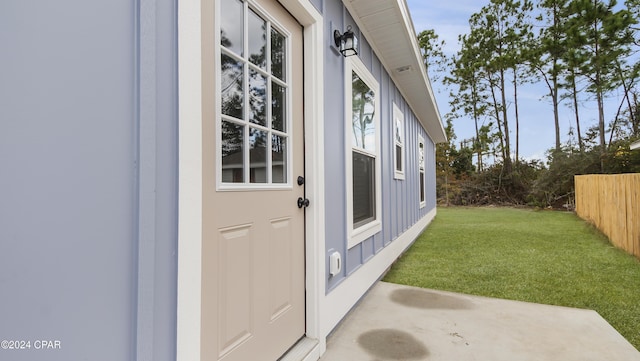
[297,197,310,208]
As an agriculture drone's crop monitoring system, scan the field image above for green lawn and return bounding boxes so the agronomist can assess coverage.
[383,207,640,350]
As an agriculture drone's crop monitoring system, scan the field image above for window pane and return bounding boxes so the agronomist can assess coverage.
[221,54,244,119]
[396,145,402,172]
[271,29,286,81]
[249,69,267,126]
[395,118,403,144]
[420,171,425,202]
[419,142,425,171]
[250,128,267,183]
[272,82,286,132]
[222,121,244,183]
[352,71,376,151]
[248,9,266,69]
[220,0,243,56]
[272,134,287,183]
[353,151,376,228]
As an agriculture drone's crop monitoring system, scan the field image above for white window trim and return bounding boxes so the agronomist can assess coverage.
[393,103,405,180]
[418,134,426,209]
[345,56,382,249]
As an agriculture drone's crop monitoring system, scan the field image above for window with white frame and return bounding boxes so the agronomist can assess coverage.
[346,56,381,248]
[393,103,405,180]
[218,0,292,188]
[418,135,426,208]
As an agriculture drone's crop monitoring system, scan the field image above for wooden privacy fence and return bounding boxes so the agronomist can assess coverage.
[575,174,640,259]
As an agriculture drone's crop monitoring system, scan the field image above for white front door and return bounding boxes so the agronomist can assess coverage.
[201,0,305,360]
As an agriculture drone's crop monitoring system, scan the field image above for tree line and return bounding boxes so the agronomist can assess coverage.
[422,0,640,207]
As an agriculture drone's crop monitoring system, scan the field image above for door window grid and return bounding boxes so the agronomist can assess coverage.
[219,0,291,187]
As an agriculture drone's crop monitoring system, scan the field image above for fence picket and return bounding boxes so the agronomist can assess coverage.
[575,174,640,260]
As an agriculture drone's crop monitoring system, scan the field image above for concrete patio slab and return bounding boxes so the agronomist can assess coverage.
[320,282,640,361]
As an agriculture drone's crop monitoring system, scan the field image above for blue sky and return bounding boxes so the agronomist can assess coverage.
[405,0,623,163]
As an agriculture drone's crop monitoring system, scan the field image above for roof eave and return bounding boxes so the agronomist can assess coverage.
[343,0,447,144]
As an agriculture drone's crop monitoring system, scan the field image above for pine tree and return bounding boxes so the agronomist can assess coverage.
[566,0,635,161]
[535,0,571,154]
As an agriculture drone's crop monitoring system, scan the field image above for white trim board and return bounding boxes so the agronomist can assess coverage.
[276,0,326,353]
[320,208,437,338]
[176,0,203,360]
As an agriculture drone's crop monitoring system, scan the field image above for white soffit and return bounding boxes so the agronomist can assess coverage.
[344,0,447,143]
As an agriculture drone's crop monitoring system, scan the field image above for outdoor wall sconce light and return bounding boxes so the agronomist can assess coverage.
[334,25,358,57]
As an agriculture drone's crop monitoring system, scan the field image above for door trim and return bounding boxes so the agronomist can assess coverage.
[176,1,325,360]
[177,0,203,360]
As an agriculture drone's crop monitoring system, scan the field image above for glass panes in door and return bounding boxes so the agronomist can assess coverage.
[220,0,291,185]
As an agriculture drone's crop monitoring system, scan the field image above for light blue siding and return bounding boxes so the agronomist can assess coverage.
[323,0,438,292]
[309,0,322,13]
[0,1,177,360]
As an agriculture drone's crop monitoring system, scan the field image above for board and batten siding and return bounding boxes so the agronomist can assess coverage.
[0,1,178,360]
[324,0,438,291]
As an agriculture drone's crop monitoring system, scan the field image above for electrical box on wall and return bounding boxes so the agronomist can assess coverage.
[329,251,341,276]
